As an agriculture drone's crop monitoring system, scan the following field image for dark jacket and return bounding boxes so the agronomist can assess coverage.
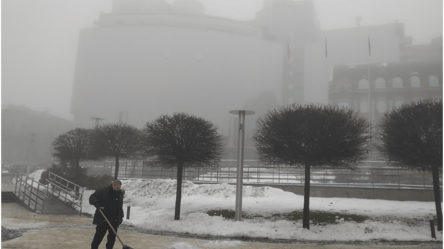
[89,184,124,226]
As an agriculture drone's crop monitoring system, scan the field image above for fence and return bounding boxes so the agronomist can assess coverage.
[81,160,441,190]
[47,172,85,215]
[83,160,442,189]
[14,171,48,214]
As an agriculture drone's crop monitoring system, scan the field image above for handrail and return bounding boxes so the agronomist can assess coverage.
[13,171,48,214]
[47,172,85,216]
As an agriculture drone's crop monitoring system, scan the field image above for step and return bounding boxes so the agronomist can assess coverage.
[1,192,19,203]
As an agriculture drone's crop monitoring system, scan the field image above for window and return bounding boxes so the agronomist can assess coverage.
[360,100,368,113]
[394,99,404,108]
[375,78,386,89]
[392,77,403,88]
[429,75,439,87]
[410,76,420,87]
[358,79,369,89]
[377,99,387,113]
[338,101,350,109]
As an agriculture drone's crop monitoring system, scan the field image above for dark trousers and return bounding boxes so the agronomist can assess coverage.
[91,221,119,249]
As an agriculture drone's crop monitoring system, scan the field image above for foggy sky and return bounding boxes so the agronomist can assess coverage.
[2,0,442,121]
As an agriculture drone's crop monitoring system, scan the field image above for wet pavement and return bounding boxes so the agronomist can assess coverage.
[2,203,443,249]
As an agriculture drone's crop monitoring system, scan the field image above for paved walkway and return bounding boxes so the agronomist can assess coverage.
[2,203,442,249]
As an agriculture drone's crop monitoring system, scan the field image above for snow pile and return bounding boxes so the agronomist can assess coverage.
[166,241,243,249]
[167,242,196,249]
[199,240,243,248]
[123,179,265,199]
[82,179,442,242]
[28,169,44,181]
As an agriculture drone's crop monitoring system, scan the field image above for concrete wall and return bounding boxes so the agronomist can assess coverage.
[244,183,441,202]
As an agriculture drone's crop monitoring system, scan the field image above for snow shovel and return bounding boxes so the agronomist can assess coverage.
[98,208,134,249]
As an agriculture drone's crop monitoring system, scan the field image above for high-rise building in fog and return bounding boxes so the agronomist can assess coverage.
[71,0,284,137]
[70,0,441,149]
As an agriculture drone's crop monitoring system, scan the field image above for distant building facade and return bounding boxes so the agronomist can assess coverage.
[2,105,74,165]
[329,60,443,124]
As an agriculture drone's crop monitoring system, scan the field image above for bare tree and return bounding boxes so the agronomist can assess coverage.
[89,123,142,180]
[142,113,224,220]
[52,128,91,182]
[253,104,371,229]
[377,99,442,231]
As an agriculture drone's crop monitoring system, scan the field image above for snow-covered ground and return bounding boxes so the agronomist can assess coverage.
[79,178,442,242]
[28,169,45,182]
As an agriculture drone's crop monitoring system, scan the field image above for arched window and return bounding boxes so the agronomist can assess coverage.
[338,101,350,109]
[394,99,404,108]
[360,100,368,113]
[392,77,403,88]
[358,79,369,89]
[377,99,387,113]
[410,76,421,87]
[429,75,439,87]
[375,78,386,89]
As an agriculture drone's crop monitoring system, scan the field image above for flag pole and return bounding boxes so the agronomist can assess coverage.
[367,35,372,166]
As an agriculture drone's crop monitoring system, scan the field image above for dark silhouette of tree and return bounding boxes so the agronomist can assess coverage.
[142,113,224,220]
[51,128,92,182]
[253,104,371,229]
[89,123,142,180]
[377,99,442,231]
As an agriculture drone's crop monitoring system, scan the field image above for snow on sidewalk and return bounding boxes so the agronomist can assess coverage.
[81,179,442,242]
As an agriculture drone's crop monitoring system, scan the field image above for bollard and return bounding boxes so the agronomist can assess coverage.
[430,220,436,239]
[127,206,131,220]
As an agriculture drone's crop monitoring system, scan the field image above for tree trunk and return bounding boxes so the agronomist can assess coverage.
[302,163,311,229]
[75,159,81,197]
[114,156,119,180]
[431,166,442,231]
[75,159,80,183]
[174,162,184,220]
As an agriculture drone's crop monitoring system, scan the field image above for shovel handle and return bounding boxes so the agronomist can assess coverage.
[98,208,125,247]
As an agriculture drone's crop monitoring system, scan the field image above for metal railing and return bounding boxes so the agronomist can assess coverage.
[81,160,442,190]
[47,172,85,215]
[14,171,48,214]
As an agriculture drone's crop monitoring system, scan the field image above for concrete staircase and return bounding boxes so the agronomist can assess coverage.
[1,192,19,203]
[1,191,35,213]
[4,172,84,215]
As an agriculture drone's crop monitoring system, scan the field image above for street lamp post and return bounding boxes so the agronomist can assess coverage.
[91,117,104,127]
[229,110,255,221]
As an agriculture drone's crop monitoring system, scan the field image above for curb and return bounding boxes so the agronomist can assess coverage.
[1,226,10,237]
[119,224,443,246]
